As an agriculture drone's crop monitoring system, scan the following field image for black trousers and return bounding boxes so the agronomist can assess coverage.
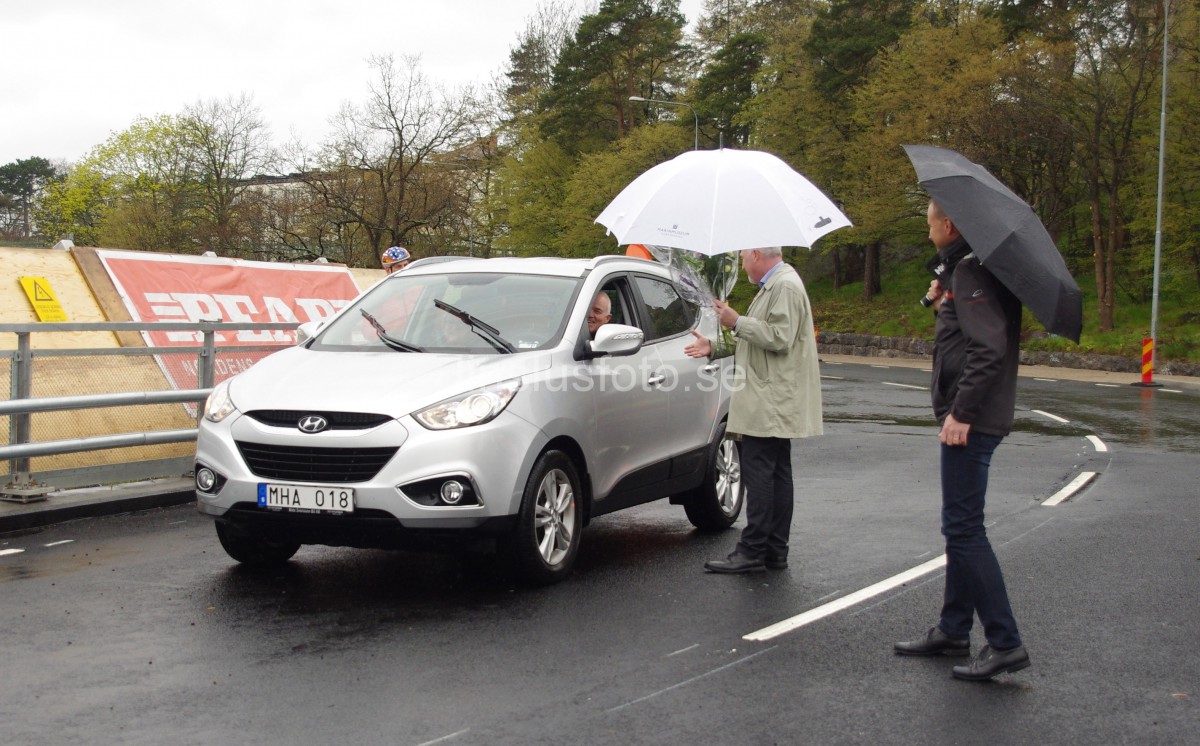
[735,435,794,559]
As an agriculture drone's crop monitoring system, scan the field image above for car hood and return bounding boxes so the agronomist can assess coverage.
[226,346,554,418]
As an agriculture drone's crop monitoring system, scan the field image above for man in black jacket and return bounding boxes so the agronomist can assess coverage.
[893,199,1031,681]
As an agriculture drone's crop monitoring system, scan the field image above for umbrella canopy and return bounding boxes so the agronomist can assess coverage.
[903,144,1083,343]
[596,148,850,256]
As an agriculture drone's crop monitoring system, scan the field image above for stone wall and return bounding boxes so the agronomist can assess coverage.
[817,331,1200,378]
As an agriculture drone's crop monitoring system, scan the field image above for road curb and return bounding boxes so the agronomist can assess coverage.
[0,487,194,534]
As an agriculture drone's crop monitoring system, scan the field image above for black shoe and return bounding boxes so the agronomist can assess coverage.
[952,644,1030,681]
[894,626,971,657]
[704,552,765,574]
[765,554,788,570]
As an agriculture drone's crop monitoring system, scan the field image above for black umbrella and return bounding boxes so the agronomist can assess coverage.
[903,144,1083,343]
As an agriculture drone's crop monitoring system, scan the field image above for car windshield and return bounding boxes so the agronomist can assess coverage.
[313,272,581,354]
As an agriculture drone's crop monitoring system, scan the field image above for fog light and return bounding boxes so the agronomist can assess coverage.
[440,480,465,505]
[196,467,217,492]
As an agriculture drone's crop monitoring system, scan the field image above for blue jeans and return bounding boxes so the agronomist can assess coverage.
[938,432,1023,650]
[735,436,793,559]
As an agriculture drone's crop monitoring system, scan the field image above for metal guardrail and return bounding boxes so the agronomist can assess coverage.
[0,321,298,503]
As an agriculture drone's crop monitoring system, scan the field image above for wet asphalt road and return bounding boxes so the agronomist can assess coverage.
[1,361,1197,745]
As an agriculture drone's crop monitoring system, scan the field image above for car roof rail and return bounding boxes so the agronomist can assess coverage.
[405,255,473,270]
[591,254,653,267]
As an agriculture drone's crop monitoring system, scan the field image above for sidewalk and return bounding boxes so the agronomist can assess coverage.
[3,357,1195,535]
[0,477,194,534]
[821,353,1200,389]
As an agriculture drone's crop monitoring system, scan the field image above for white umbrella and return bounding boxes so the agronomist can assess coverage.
[595,148,851,256]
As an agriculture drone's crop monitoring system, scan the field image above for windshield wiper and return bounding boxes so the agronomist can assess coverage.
[360,309,424,352]
[434,299,515,354]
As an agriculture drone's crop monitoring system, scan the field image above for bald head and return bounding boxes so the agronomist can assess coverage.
[587,292,612,335]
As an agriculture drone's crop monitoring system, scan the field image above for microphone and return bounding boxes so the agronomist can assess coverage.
[919,254,946,308]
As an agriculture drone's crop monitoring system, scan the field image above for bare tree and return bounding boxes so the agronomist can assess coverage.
[300,55,487,267]
[182,94,274,256]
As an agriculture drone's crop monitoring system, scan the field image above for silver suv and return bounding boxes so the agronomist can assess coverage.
[194,256,744,583]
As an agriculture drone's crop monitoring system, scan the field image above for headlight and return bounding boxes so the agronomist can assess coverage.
[203,379,239,423]
[413,379,521,430]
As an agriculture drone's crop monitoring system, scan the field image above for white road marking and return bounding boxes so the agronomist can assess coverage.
[1096,383,1120,388]
[1087,435,1108,452]
[1161,388,1183,393]
[883,381,925,390]
[0,548,25,557]
[665,644,699,657]
[417,729,470,746]
[1032,409,1070,423]
[1033,377,1059,382]
[821,375,844,380]
[743,556,948,641]
[1043,472,1097,506]
[606,647,777,713]
[870,365,890,369]
[44,540,75,547]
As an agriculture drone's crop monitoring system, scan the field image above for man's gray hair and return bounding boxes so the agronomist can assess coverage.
[756,246,783,258]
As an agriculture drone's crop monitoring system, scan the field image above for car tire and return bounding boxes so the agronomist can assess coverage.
[215,522,300,566]
[505,450,583,585]
[682,421,745,531]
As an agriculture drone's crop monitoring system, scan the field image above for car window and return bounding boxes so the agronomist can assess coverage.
[601,286,626,326]
[631,275,695,341]
[313,272,581,353]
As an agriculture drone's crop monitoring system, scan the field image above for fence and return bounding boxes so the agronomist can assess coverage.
[0,321,298,502]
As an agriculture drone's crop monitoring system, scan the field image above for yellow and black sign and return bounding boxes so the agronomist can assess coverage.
[19,276,68,322]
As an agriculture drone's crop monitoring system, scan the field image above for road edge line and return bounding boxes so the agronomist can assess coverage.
[742,555,948,642]
[1042,471,1097,507]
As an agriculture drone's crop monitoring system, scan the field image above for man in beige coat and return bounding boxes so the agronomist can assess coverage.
[685,247,823,573]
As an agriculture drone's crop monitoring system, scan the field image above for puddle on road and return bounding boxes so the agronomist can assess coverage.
[0,543,134,583]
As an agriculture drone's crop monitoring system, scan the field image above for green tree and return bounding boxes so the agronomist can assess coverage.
[692,0,763,56]
[94,115,201,252]
[748,0,863,289]
[846,12,1016,295]
[1046,0,1165,331]
[692,31,767,147]
[0,156,61,239]
[1154,0,1200,292]
[492,137,577,256]
[32,158,113,247]
[542,0,689,154]
[502,1,580,125]
[805,0,916,101]
[559,122,692,255]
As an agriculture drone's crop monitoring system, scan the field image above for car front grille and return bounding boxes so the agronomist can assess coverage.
[235,442,398,483]
[244,410,393,430]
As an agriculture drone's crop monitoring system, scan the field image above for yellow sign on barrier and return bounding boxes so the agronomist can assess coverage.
[19,276,68,322]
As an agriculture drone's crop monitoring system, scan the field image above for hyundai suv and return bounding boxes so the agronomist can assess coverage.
[194,255,743,583]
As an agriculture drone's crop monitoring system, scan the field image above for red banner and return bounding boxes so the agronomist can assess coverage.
[97,250,363,391]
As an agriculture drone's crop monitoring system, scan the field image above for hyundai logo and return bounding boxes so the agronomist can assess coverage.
[297,415,329,434]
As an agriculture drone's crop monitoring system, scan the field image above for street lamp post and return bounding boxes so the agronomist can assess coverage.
[1149,0,1170,373]
[629,95,699,150]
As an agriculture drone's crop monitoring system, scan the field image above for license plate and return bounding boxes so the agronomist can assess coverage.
[257,483,355,513]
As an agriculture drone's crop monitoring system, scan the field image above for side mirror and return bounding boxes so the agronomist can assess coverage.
[588,323,644,357]
[295,320,325,346]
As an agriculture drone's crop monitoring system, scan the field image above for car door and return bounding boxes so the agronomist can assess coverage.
[628,273,723,457]
[586,275,675,500]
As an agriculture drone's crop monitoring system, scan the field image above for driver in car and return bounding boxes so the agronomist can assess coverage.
[587,291,613,339]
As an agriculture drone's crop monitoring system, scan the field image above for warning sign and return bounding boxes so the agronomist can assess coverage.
[19,276,68,322]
